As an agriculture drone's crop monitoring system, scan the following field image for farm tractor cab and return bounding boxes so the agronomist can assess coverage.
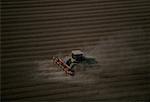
[66,50,84,66]
[53,50,97,76]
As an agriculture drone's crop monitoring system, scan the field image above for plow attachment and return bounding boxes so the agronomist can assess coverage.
[52,56,75,76]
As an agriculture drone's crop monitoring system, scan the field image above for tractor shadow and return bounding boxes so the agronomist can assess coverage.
[73,58,99,72]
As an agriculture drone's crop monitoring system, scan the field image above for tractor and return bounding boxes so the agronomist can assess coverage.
[53,50,97,76]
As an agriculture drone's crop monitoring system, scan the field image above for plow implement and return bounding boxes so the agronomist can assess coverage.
[52,56,75,76]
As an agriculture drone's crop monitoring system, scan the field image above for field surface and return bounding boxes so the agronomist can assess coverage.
[1,0,150,101]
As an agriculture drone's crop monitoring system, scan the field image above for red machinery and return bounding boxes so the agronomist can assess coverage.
[52,56,75,76]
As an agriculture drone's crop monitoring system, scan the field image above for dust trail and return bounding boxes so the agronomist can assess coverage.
[83,26,146,73]
[33,59,98,84]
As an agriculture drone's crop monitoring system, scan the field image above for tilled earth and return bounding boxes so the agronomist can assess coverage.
[1,0,150,101]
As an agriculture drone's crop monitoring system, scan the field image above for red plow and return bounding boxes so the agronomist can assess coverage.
[52,56,75,76]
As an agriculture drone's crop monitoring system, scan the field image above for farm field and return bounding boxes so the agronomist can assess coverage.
[1,0,150,101]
